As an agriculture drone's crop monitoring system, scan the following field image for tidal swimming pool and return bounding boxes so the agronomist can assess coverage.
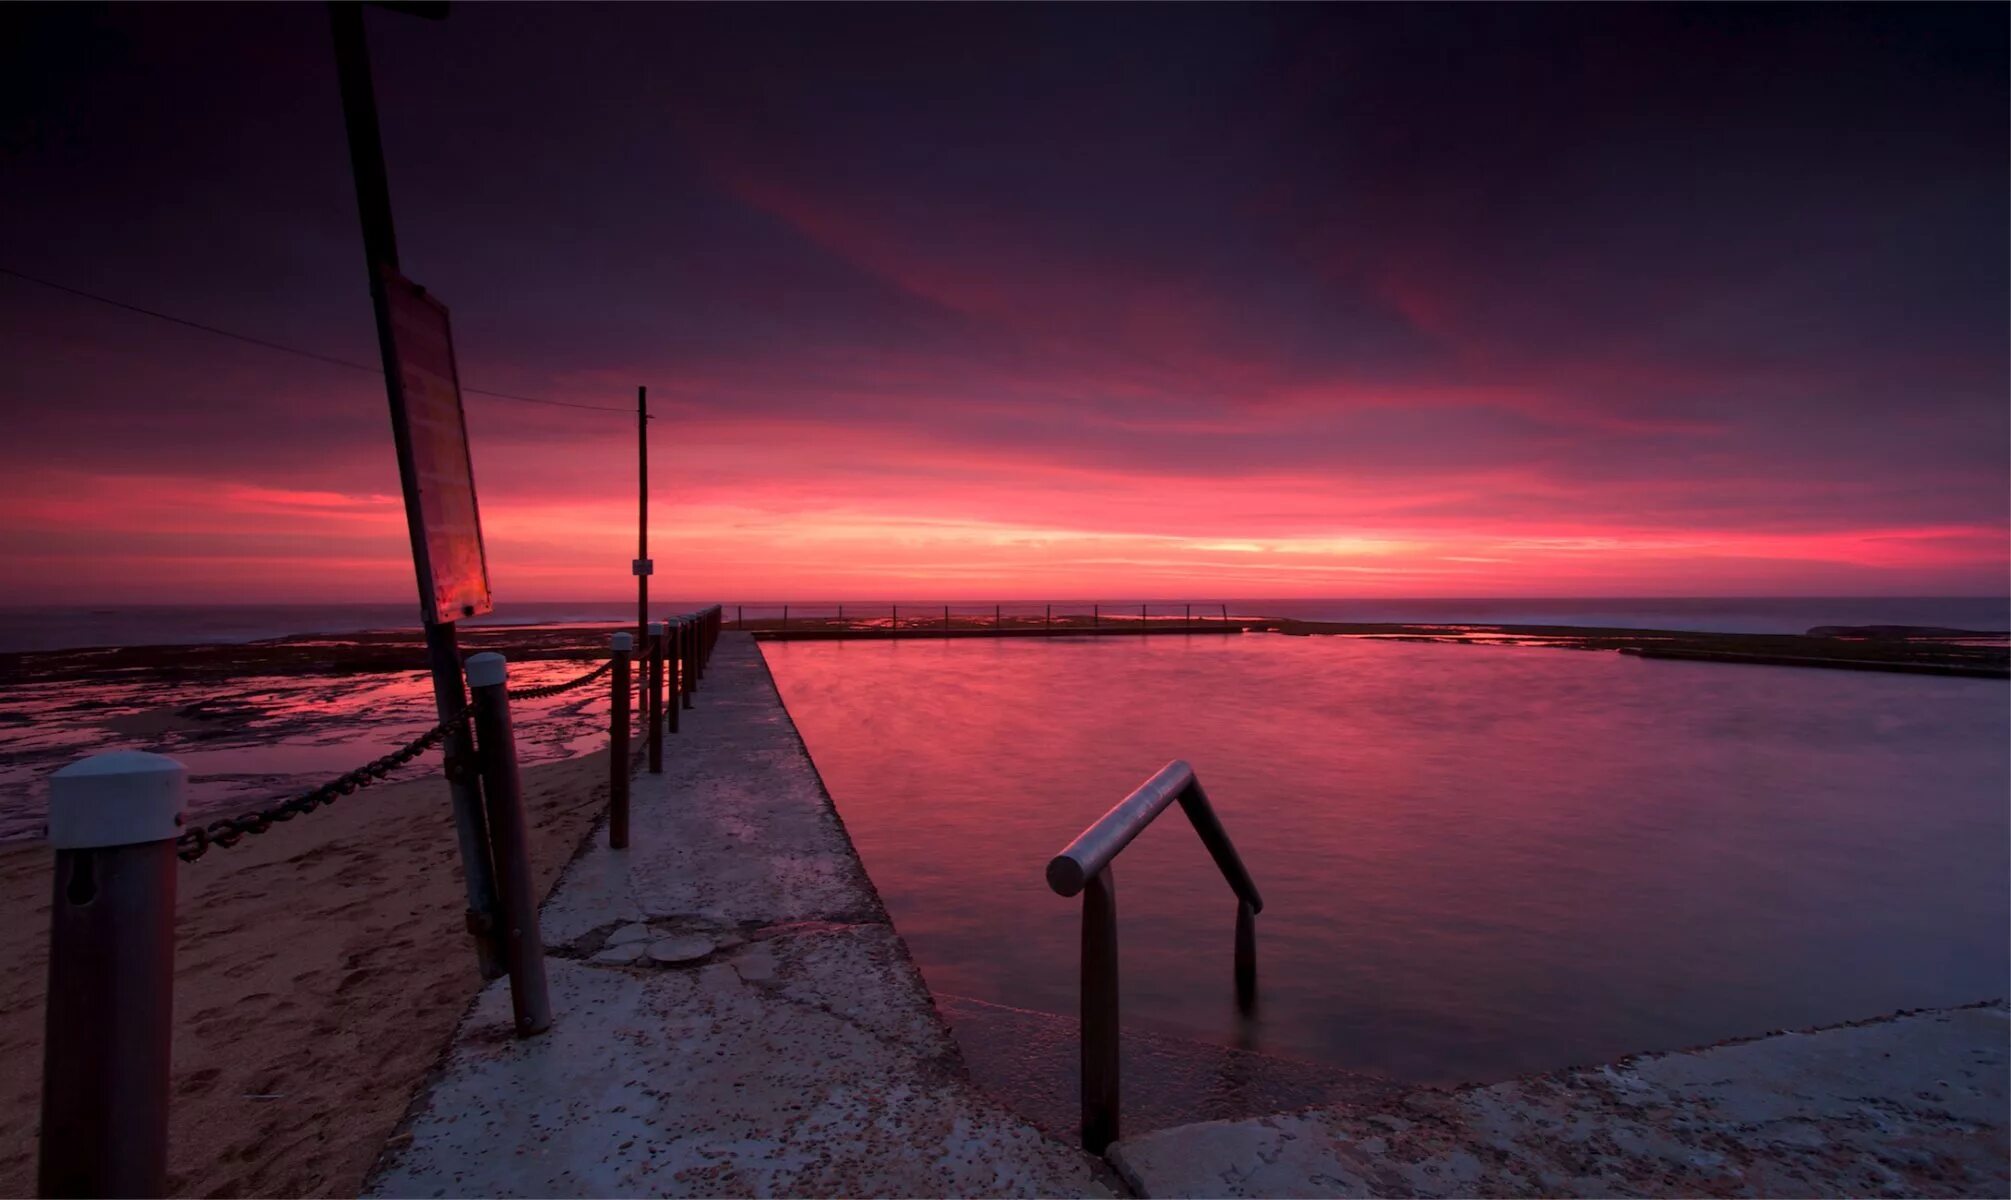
[762,633,2009,1084]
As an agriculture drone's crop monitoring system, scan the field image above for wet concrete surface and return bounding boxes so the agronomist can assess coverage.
[1109,1003,2009,1198]
[364,635,1108,1197]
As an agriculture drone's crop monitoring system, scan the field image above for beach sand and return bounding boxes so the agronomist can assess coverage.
[0,750,617,1197]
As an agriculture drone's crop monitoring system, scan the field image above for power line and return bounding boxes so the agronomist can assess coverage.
[0,264,641,416]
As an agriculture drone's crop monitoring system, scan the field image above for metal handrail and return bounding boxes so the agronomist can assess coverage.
[1045,760,1262,1153]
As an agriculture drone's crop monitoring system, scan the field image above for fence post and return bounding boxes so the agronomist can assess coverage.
[1081,866,1120,1154]
[39,750,184,1199]
[647,621,665,774]
[609,633,631,849]
[681,618,695,709]
[666,621,681,734]
[465,654,552,1038]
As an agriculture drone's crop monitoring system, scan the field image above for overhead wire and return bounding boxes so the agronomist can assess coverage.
[0,264,640,416]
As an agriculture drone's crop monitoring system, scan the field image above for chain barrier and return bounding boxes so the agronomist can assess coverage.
[176,707,471,863]
[173,632,686,862]
[507,656,614,701]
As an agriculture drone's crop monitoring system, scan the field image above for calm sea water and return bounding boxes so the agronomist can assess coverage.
[762,634,2010,1083]
[2,596,2003,653]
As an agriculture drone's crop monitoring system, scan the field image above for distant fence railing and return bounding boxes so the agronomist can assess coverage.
[36,604,723,1196]
[725,601,1247,634]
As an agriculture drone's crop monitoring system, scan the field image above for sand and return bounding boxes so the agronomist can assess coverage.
[0,749,619,1198]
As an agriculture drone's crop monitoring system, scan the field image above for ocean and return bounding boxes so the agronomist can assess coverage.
[1,596,2005,654]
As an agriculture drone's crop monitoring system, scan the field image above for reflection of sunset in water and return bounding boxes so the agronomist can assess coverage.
[766,633,2009,1084]
[0,657,614,842]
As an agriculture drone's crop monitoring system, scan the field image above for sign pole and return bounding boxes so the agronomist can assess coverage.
[329,1,504,980]
[637,385,649,648]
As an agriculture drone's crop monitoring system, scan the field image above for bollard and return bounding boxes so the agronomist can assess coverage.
[609,633,631,849]
[465,655,552,1038]
[647,621,665,774]
[40,751,185,1199]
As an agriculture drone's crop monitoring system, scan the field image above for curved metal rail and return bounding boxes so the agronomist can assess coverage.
[1046,760,1263,1153]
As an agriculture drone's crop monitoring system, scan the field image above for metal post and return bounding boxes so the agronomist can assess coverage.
[1093,603,1099,630]
[782,603,789,630]
[329,0,503,982]
[636,385,649,651]
[838,603,844,622]
[995,603,1001,628]
[666,621,681,734]
[736,604,743,627]
[681,618,695,709]
[1081,866,1120,1154]
[1221,602,1228,627]
[465,655,552,1038]
[609,633,631,849]
[1046,603,1051,633]
[1235,899,1257,1014]
[1186,603,1192,631]
[647,620,664,774]
[944,604,950,631]
[1141,602,1147,634]
[38,751,184,1199]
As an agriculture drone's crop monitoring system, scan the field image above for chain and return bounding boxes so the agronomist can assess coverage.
[506,656,615,701]
[176,708,471,863]
[175,650,629,863]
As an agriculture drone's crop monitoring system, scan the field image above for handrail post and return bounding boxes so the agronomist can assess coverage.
[466,654,552,1037]
[1081,866,1120,1154]
[40,751,184,1199]
[609,633,631,849]
[1235,899,1257,1013]
[647,621,665,774]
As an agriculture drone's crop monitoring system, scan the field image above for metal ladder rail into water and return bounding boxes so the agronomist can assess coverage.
[1045,759,1263,1154]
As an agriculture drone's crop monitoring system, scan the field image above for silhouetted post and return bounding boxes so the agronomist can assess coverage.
[1221,602,1228,628]
[636,385,649,650]
[39,751,184,1199]
[782,604,788,631]
[1235,899,1257,1013]
[1141,602,1147,634]
[681,618,695,709]
[1081,866,1120,1154]
[1093,603,1099,630]
[646,621,664,774]
[994,603,1001,628]
[666,621,681,734]
[891,603,898,627]
[1186,602,1192,631]
[736,604,743,627]
[609,633,631,849]
[465,654,551,1037]
[944,604,950,631]
[1046,603,1052,633]
[838,603,844,623]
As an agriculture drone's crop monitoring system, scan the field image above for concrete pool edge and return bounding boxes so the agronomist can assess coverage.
[1108,1000,2009,1198]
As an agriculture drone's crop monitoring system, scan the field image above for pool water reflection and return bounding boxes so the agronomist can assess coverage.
[762,633,2009,1084]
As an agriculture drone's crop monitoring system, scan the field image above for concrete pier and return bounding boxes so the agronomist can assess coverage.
[366,635,1107,1197]
[369,632,2006,1199]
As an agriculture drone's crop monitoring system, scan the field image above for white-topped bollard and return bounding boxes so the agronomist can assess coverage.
[463,654,550,1038]
[40,751,186,1199]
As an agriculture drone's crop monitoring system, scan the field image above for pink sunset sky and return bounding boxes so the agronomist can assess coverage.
[2,5,2005,605]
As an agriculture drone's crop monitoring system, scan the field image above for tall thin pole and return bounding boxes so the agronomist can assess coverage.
[637,385,648,649]
[329,1,502,980]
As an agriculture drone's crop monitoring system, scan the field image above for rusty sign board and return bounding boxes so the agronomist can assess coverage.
[379,267,493,623]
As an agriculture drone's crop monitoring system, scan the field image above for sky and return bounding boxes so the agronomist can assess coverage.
[2,3,2005,606]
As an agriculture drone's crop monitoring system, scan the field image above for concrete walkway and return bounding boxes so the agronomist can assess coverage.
[366,635,1107,1198]
[1110,1003,2008,1198]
